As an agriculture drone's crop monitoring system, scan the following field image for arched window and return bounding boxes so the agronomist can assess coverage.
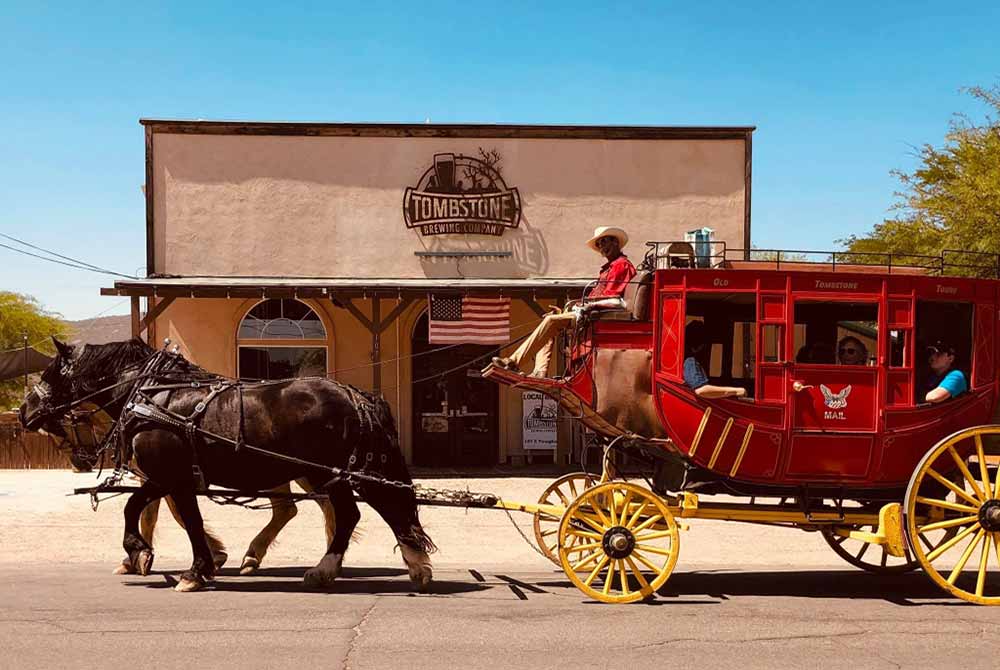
[237,299,328,380]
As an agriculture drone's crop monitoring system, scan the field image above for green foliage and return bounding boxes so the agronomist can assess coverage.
[840,84,1000,275]
[0,292,68,410]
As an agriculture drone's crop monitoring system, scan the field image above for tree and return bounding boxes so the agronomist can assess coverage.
[0,292,68,410]
[840,84,1000,274]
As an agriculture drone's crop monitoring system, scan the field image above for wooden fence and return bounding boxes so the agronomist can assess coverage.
[0,411,73,469]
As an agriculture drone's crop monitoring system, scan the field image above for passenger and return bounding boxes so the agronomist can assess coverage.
[683,321,747,399]
[923,340,967,404]
[837,336,869,366]
[491,226,636,378]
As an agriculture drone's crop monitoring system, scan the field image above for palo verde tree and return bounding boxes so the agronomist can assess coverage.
[0,292,67,410]
[840,84,1000,271]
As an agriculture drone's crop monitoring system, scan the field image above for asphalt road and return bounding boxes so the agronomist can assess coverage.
[2,472,999,669]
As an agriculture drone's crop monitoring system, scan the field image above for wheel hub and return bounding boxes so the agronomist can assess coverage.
[602,526,636,559]
[979,499,1000,532]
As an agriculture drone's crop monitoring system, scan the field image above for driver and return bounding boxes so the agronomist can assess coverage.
[491,226,636,378]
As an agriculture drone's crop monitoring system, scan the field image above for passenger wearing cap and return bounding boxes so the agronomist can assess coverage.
[923,340,967,403]
[491,226,636,378]
[683,321,747,399]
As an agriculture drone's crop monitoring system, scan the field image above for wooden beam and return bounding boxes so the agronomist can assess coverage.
[371,298,382,393]
[376,297,416,334]
[522,297,547,318]
[336,298,374,332]
[130,296,141,338]
[138,296,175,336]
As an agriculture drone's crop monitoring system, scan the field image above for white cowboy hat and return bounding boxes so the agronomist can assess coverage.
[586,226,629,253]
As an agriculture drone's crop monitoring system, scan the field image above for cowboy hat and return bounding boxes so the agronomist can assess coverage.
[586,226,629,253]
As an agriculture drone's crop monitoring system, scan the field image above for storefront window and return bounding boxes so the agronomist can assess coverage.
[237,299,328,380]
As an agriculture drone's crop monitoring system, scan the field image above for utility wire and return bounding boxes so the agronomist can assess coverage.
[0,231,122,274]
[0,236,135,279]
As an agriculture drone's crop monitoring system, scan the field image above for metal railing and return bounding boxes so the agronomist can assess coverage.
[643,242,1000,278]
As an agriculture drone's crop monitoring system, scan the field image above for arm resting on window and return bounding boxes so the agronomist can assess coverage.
[695,385,747,400]
[925,387,952,403]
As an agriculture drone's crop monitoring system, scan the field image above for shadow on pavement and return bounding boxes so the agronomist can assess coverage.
[538,569,973,605]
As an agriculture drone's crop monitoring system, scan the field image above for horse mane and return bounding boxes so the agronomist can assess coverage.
[72,338,206,391]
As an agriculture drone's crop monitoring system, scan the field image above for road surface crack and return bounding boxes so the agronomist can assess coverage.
[343,602,376,670]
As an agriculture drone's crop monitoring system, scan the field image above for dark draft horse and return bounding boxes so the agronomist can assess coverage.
[20,338,435,592]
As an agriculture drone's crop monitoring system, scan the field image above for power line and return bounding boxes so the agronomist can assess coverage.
[0,235,134,279]
[0,231,120,274]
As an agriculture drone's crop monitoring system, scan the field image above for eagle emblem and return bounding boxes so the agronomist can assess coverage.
[820,384,852,409]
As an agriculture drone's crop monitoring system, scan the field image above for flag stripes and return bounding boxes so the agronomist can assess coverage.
[428,295,511,344]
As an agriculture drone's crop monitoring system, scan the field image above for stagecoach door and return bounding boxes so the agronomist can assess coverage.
[787,299,880,479]
[411,314,499,467]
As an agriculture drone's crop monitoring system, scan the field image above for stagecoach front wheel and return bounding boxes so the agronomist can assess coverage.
[533,472,598,565]
[557,482,679,604]
[905,425,1000,605]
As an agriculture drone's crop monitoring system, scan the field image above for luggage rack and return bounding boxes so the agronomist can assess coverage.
[644,241,1000,278]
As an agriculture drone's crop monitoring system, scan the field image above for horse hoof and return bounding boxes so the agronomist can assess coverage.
[136,550,154,576]
[113,560,133,575]
[239,556,260,576]
[303,568,336,589]
[213,551,229,570]
[174,573,205,592]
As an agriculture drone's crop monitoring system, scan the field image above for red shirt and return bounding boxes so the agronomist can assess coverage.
[590,255,636,298]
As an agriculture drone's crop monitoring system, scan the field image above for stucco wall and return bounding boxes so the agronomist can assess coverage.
[152,134,746,278]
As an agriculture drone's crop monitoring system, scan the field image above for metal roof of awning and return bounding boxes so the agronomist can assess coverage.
[102,276,591,299]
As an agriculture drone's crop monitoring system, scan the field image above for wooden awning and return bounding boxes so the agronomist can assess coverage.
[102,276,591,300]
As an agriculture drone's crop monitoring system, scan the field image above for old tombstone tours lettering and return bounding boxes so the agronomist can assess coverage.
[403,150,521,236]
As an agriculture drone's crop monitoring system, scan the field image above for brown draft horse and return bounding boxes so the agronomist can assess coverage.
[21,338,434,592]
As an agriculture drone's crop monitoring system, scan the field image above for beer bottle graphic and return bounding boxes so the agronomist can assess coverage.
[433,153,456,192]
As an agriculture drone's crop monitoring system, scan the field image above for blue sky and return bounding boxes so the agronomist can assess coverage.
[1,1,997,320]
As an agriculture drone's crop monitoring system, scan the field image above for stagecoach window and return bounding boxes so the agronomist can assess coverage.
[761,324,782,363]
[685,292,756,397]
[793,302,877,366]
[915,301,973,397]
[889,330,907,368]
[237,299,329,380]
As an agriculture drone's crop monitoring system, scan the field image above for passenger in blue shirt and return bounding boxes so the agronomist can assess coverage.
[683,321,747,399]
[923,340,968,404]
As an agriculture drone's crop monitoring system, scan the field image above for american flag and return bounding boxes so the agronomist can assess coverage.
[428,295,511,344]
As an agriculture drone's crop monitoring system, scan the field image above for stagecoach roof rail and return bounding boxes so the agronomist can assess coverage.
[644,242,1000,278]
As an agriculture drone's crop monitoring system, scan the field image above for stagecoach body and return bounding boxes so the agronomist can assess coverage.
[485,248,1000,605]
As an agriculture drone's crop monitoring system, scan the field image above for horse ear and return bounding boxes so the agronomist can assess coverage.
[52,336,74,359]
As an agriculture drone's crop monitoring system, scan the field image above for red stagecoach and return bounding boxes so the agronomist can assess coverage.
[485,244,1000,604]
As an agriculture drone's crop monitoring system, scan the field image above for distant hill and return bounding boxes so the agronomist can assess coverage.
[65,314,131,346]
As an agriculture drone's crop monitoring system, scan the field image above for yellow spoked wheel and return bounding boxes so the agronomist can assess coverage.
[558,482,679,603]
[905,425,1000,605]
[533,472,598,565]
[822,524,918,574]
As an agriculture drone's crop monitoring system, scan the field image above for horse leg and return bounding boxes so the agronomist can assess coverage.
[303,480,359,588]
[164,495,229,570]
[357,482,435,592]
[113,498,161,575]
[120,481,165,576]
[297,477,337,547]
[167,488,217,592]
[239,482,298,575]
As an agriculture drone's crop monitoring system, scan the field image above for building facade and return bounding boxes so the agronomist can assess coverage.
[106,121,753,466]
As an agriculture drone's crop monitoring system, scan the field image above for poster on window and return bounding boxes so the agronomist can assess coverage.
[522,391,557,451]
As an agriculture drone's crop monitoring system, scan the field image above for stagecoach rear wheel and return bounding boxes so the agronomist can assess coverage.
[821,524,918,574]
[533,472,598,565]
[905,425,1000,605]
[557,482,679,604]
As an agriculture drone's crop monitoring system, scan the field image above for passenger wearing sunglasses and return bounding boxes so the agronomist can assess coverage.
[923,340,967,404]
[837,336,869,366]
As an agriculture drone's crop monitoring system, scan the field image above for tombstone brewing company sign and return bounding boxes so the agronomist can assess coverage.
[403,150,521,236]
